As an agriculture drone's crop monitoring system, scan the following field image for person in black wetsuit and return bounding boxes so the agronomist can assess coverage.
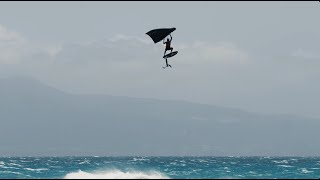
[163,34,173,57]
[163,34,173,68]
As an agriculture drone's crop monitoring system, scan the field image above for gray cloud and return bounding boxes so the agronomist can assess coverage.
[0,1,320,119]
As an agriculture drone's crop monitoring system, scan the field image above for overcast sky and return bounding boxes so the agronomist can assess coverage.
[0,1,320,118]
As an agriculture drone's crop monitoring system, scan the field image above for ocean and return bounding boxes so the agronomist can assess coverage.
[0,156,319,179]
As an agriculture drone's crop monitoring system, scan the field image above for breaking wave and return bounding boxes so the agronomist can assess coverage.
[64,169,170,179]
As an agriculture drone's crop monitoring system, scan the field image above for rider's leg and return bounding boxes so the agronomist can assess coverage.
[164,49,168,57]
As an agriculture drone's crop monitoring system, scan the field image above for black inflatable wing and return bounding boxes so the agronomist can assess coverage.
[146,28,176,44]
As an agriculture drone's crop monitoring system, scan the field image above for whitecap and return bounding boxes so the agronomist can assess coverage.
[169,162,177,166]
[1,166,20,170]
[273,160,288,164]
[64,169,170,179]
[20,160,30,163]
[0,171,24,175]
[301,168,313,174]
[192,169,202,172]
[79,160,91,165]
[8,163,23,167]
[24,167,49,172]
[198,159,208,163]
[48,160,59,163]
[277,165,294,168]
[132,157,148,162]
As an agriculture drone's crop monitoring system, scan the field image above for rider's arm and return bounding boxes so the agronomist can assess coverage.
[170,34,172,41]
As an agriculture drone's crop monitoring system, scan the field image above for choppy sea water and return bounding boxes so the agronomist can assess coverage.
[0,157,320,179]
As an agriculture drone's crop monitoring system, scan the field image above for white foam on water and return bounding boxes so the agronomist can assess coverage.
[277,165,294,168]
[192,169,202,173]
[2,166,20,170]
[301,168,313,174]
[0,171,24,175]
[198,159,208,163]
[8,163,23,167]
[132,157,149,162]
[64,169,170,179]
[20,160,30,163]
[24,168,49,172]
[169,162,177,166]
[273,160,288,164]
[79,159,91,165]
[248,171,257,174]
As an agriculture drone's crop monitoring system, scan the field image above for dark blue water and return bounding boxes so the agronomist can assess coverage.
[0,157,319,179]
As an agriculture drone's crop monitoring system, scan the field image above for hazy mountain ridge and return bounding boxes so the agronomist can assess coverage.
[0,77,319,156]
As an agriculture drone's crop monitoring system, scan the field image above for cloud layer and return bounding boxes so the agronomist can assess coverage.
[1,24,320,118]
